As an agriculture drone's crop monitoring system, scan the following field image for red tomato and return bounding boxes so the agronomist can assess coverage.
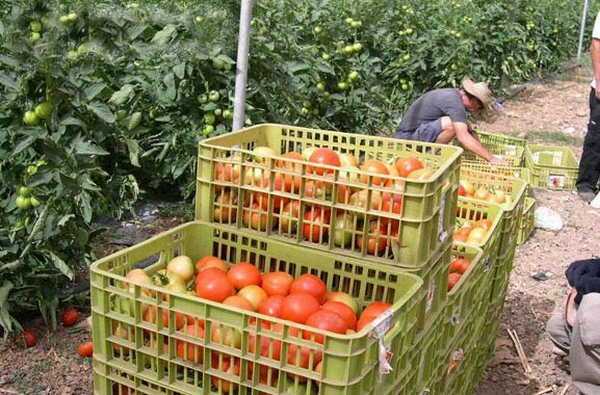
[227,262,262,289]
[248,333,282,360]
[77,341,94,358]
[262,272,294,296]
[271,173,291,211]
[195,268,235,302]
[356,222,388,256]
[449,258,470,274]
[195,256,228,272]
[61,307,80,327]
[290,274,327,302]
[242,204,271,231]
[258,295,285,318]
[309,148,340,175]
[211,356,240,394]
[142,305,185,330]
[286,344,323,370]
[448,273,462,291]
[223,295,255,311]
[281,293,320,324]
[303,309,349,343]
[276,151,304,191]
[321,301,357,330]
[359,160,390,186]
[22,329,37,348]
[395,157,424,177]
[176,323,205,363]
[356,301,391,331]
[457,185,466,196]
[302,206,331,242]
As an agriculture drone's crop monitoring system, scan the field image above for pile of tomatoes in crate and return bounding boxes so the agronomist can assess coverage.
[458,179,512,207]
[212,146,433,256]
[447,258,471,291]
[452,219,493,244]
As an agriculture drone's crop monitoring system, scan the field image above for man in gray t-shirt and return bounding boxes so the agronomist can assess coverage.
[395,78,501,163]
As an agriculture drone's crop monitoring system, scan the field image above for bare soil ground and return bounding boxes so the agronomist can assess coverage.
[1,65,597,395]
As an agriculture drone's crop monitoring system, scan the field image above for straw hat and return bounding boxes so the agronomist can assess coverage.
[462,77,494,108]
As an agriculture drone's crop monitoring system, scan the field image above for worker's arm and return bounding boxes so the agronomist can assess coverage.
[453,122,494,162]
[468,124,481,142]
[592,38,600,99]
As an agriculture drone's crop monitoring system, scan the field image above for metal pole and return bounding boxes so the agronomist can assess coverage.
[233,0,254,131]
[577,0,590,62]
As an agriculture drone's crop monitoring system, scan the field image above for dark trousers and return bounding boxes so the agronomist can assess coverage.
[577,89,600,192]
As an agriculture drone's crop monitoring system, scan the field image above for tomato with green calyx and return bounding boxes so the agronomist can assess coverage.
[23,111,39,126]
[208,91,220,102]
[198,94,208,104]
[204,113,216,125]
[34,102,52,119]
[30,21,42,32]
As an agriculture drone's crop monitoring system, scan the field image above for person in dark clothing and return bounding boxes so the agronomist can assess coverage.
[577,12,600,203]
[394,78,503,164]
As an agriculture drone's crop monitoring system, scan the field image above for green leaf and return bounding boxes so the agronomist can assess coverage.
[163,72,176,101]
[86,102,116,124]
[13,136,36,155]
[44,251,74,280]
[109,84,135,106]
[173,63,186,79]
[128,23,148,40]
[0,73,18,91]
[85,82,108,101]
[60,116,86,129]
[285,61,310,74]
[73,138,109,156]
[125,139,141,167]
[78,192,93,224]
[0,54,19,68]
[151,24,177,46]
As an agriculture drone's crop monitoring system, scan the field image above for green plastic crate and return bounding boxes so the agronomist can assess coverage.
[445,244,488,344]
[454,198,503,260]
[517,197,536,245]
[475,302,504,373]
[525,144,579,190]
[460,160,528,182]
[458,167,527,259]
[489,246,516,311]
[462,131,526,168]
[442,311,485,395]
[91,221,424,395]
[196,123,462,267]
[411,308,448,395]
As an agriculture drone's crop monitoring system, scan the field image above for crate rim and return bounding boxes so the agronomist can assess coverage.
[90,220,424,342]
[458,168,528,213]
[448,243,485,298]
[198,123,464,184]
[525,144,579,171]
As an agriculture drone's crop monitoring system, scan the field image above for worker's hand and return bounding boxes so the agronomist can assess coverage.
[489,155,508,166]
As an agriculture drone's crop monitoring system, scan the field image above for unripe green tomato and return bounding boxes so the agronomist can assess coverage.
[212,58,226,70]
[204,113,216,125]
[16,196,31,210]
[195,16,203,23]
[214,108,223,117]
[348,71,359,81]
[208,90,220,102]
[67,13,78,22]
[343,45,354,55]
[59,15,70,24]
[223,109,233,120]
[403,54,410,61]
[30,196,41,207]
[301,107,309,115]
[352,43,363,52]
[18,186,31,197]
[23,111,39,126]
[316,82,326,92]
[345,17,354,25]
[67,50,78,60]
[321,53,331,61]
[337,82,348,91]
[30,32,41,42]
[198,94,208,104]
[30,21,42,32]
[203,125,215,135]
[34,102,52,119]
[401,84,409,91]
[26,165,38,176]
[323,91,331,99]
[313,26,322,34]
[351,20,361,28]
